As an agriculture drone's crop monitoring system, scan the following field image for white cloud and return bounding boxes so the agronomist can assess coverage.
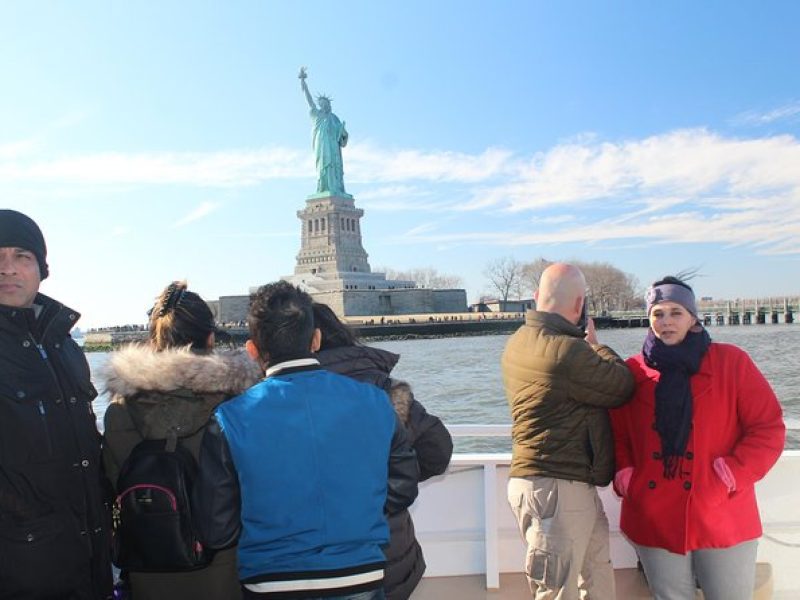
[346,144,517,183]
[174,201,220,227]
[732,101,800,126]
[0,148,308,186]
[0,139,38,160]
[2,126,798,256]
[404,222,437,236]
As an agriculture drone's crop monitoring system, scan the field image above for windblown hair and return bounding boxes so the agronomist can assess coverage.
[651,275,694,292]
[248,281,315,363]
[148,281,215,352]
[313,302,359,350]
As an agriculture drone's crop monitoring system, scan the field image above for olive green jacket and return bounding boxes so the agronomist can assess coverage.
[502,311,634,485]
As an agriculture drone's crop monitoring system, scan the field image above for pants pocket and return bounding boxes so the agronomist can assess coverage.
[530,478,559,520]
[526,530,571,590]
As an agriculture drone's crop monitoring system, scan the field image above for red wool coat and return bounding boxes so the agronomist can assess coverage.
[610,342,785,554]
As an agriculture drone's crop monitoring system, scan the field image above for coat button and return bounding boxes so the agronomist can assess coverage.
[22,340,31,348]
[685,451,694,460]
[26,533,34,542]
[652,451,661,459]
[69,396,77,404]
[16,390,25,399]
[54,343,60,349]
[684,481,692,490]
[648,480,656,489]
[81,459,90,468]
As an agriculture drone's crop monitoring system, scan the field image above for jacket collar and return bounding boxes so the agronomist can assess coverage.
[525,310,583,337]
[316,345,399,374]
[0,292,79,339]
[265,357,320,378]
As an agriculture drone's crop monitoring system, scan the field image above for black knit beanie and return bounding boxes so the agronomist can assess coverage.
[0,210,49,280]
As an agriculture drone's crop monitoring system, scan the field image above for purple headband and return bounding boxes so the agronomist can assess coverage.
[646,283,697,316]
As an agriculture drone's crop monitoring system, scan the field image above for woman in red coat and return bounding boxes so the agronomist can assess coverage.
[610,276,785,600]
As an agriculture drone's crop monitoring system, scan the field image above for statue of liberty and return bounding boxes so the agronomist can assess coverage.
[299,67,349,196]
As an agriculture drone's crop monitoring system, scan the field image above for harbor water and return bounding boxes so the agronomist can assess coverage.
[88,323,800,452]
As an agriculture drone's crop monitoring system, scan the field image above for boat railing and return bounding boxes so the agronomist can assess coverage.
[417,424,800,595]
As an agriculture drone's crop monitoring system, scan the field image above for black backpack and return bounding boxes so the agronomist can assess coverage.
[112,436,213,572]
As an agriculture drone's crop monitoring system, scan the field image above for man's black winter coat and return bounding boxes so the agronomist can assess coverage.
[0,293,112,599]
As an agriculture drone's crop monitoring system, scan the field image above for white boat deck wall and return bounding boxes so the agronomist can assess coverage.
[410,426,800,598]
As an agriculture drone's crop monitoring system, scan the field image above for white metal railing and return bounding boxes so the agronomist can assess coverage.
[440,425,511,589]
[445,424,511,437]
[431,424,800,592]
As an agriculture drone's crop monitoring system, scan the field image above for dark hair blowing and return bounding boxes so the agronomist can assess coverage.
[651,275,694,292]
[148,281,215,352]
[312,302,359,350]
[248,281,315,362]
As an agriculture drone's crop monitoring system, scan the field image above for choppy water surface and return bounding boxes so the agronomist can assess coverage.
[88,324,799,452]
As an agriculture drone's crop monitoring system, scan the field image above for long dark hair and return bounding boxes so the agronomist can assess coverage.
[312,302,359,350]
[148,281,215,352]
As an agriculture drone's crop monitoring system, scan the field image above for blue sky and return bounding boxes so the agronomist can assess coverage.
[1,1,799,328]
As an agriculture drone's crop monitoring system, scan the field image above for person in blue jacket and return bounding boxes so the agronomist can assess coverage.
[194,281,419,600]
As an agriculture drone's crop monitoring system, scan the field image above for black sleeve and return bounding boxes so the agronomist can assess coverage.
[192,416,241,550]
[385,413,419,516]
[406,399,453,481]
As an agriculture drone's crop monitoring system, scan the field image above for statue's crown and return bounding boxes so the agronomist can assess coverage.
[316,93,332,104]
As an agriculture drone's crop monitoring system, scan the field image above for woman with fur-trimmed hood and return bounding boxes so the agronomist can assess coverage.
[101,282,261,600]
[312,303,453,600]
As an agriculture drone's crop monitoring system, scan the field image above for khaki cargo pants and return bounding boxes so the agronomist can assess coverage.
[507,476,615,600]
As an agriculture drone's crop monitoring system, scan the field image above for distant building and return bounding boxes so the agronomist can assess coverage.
[470,298,535,313]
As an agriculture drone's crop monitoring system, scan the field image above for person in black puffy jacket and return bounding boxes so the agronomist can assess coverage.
[0,209,113,599]
[312,303,453,600]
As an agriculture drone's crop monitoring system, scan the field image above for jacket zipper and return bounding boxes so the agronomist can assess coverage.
[28,334,57,456]
[30,308,99,539]
[37,399,53,455]
[117,484,178,512]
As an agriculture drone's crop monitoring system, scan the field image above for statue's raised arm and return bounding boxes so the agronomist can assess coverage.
[299,67,317,111]
[298,67,348,196]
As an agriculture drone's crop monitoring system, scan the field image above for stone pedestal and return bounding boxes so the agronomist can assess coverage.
[280,191,467,317]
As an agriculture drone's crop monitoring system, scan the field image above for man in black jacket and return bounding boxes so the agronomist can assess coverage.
[0,209,113,599]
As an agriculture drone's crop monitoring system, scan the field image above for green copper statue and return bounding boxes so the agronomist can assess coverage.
[299,67,349,196]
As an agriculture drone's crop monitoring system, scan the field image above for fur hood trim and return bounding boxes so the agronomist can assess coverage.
[102,344,262,397]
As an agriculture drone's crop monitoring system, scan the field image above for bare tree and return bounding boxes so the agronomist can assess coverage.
[375,266,463,289]
[520,257,553,297]
[483,256,525,303]
[574,260,641,314]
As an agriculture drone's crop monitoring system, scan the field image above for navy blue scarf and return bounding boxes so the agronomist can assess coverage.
[642,327,711,478]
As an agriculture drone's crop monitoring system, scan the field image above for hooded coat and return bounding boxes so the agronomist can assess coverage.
[316,345,453,600]
[102,345,261,600]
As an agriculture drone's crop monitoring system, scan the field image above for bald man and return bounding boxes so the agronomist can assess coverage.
[502,263,634,600]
